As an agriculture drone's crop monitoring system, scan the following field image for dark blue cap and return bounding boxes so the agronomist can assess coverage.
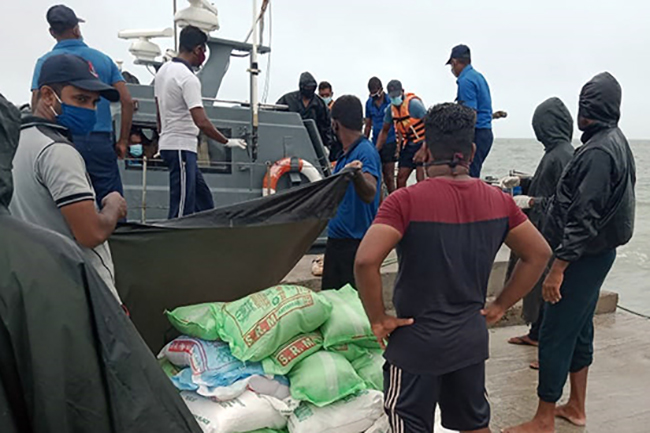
[38,54,119,102]
[446,44,471,65]
[387,79,403,97]
[47,5,84,32]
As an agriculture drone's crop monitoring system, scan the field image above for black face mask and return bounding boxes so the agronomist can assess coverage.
[300,87,316,98]
[371,90,383,100]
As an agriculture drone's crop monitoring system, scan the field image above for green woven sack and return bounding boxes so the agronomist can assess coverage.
[165,302,223,340]
[262,332,324,375]
[326,343,369,361]
[288,351,366,407]
[319,285,376,348]
[351,350,385,391]
[217,285,332,362]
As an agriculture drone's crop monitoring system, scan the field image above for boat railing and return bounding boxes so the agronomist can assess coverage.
[124,156,324,223]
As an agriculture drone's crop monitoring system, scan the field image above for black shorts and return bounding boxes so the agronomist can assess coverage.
[398,142,422,169]
[384,361,490,432]
[379,141,398,164]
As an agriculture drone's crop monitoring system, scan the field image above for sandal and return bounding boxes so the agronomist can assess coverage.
[507,335,539,347]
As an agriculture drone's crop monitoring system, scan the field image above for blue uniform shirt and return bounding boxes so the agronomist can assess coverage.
[328,137,382,239]
[456,65,493,129]
[365,94,396,145]
[32,39,124,133]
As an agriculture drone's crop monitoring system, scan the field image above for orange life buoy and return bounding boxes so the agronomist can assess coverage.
[263,157,323,196]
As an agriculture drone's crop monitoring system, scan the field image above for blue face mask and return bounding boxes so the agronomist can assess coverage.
[129,144,143,157]
[391,96,403,106]
[52,94,97,136]
[322,96,332,105]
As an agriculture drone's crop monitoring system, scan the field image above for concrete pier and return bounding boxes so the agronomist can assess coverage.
[283,252,649,432]
[487,311,650,432]
[283,248,619,325]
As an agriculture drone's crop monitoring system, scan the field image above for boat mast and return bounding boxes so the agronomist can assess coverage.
[249,0,260,162]
[173,0,179,52]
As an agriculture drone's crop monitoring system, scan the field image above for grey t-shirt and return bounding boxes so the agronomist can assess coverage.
[9,119,121,302]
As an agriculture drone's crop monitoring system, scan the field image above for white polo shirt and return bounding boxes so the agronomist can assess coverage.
[154,59,204,153]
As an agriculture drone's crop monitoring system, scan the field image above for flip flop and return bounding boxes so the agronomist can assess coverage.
[507,335,539,347]
[529,361,539,370]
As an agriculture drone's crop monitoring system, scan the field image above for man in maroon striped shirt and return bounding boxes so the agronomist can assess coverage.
[355,103,551,433]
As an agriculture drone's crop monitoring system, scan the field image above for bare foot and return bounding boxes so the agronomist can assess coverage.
[501,418,554,433]
[529,360,539,370]
[555,403,586,426]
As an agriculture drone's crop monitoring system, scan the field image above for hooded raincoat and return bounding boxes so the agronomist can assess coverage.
[524,97,575,226]
[543,72,636,262]
[277,72,334,155]
[509,97,576,323]
[0,95,200,433]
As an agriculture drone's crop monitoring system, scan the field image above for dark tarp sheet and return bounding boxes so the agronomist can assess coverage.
[0,95,201,433]
[110,170,353,352]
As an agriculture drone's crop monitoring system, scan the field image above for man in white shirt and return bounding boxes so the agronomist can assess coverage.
[154,25,246,219]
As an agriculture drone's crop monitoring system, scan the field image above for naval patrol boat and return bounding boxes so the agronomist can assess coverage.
[114,0,331,222]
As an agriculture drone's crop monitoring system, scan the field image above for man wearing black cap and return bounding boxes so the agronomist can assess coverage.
[277,72,335,160]
[447,44,503,178]
[11,53,127,303]
[31,4,134,206]
[376,79,427,189]
[504,73,636,433]
[0,93,202,433]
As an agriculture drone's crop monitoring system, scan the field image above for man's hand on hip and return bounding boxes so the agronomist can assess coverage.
[371,315,414,349]
[481,301,507,325]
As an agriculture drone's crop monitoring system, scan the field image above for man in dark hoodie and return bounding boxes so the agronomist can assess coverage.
[504,73,635,433]
[277,72,336,159]
[0,94,201,433]
[503,97,575,356]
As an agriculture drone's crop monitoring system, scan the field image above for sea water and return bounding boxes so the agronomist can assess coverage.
[483,138,650,316]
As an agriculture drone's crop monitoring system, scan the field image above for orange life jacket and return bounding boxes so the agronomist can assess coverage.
[391,93,425,145]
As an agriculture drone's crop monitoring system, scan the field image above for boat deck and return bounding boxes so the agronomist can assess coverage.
[484,311,650,433]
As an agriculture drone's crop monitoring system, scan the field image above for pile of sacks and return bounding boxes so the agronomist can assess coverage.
[160,284,390,433]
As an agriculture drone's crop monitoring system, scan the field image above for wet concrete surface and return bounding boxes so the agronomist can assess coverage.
[284,253,649,432]
[486,311,650,433]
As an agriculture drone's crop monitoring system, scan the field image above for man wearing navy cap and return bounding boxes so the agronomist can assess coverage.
[447,44,506,178]
[11,53,127,303]
[31,4,133,206]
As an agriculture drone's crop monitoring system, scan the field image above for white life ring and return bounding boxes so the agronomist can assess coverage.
[263,157,323,196]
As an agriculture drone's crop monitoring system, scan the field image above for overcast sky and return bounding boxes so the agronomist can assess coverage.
[3,0,649,138]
